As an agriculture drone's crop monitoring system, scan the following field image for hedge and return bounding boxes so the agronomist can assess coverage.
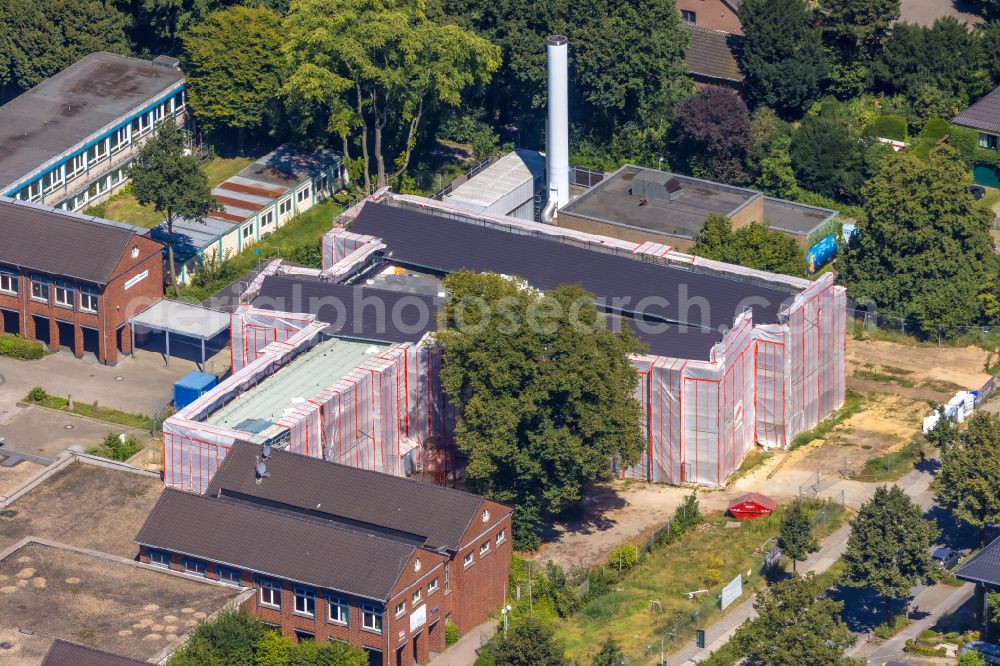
[869,115,907,141]
[0,335,45,360]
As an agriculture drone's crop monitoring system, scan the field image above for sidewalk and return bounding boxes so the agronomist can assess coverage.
[669,460,937,664]
[429,620,495,666]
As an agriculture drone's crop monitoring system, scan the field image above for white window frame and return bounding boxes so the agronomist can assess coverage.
[395,601,405,617]
[30,280,49,303]
[412,589,421,605]
[463,552,474,569]
[293,587,316,617]
[241,223,254,241]
[54,285,73,308]
[444,563,450,593]
[43,168,64,193]
[362,604,383,633]
[258,579,282,609]
[327,596,349,625]
[480,541,490,556]
[428,578,439,595]
[110,126,130,154]
[217,567,242,585]
[79,291,98,313]
[67,153,86,179]
[980,133,999,150]
[297,185,311,202]
[278,198,292,216]
[496,529,506,546]
[181,559,206,577]
[0,273,17,295]
[260,210,274,227]
[681,9,696,23]
[147,550,170,567]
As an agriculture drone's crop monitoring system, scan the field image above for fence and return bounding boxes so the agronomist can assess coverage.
[847,306,1000,341]
[431,156,500,200]
[570,166,606,189]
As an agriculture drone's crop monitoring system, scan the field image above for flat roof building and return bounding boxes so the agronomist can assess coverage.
[557,165,839,251]
[138,442,513,666]
[0,197,163,364]
[0,52,186,212]
[443,149,545,220]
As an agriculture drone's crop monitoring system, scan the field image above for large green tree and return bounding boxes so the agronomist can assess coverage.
[778,501,818,572]
[670,87,750,184]
[592,637,625,666]
[838,145,996,336]
[790,101,870,203]
[439,272,644,549]
[129,122,219,292]
[934,412,1000,546]
[731,573,857,666]
[181,5,284,148]
[820,0,900,51]
[738,0,831,116]
[691,215,806,277]
[492,617,569,666]
[282,0,501,191]
[0,0,129,94]
[842,485,937,616]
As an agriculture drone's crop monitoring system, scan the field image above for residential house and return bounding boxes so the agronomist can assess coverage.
[676,0,742,35]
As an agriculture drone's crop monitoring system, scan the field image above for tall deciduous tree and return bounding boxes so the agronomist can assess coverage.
[670,87,750,184]
[731,573,857,666]
[778,501,818,572]
[492,617,569,666]
[934,412,1000,546]
[691,215,806,277]
[820,0,900,51]
[0,0,129,93]
[438,272,644,549]
[181,5,284,149]
[842,485,937,616]
[129,123,219,293]
[282,0,501,192]
[838,145,996,336]
[738,0,830,116]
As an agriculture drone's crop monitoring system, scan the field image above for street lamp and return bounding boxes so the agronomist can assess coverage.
[501,605,512,637]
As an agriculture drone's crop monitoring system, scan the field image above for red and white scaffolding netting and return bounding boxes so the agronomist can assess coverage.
[320,227,385,281]
[230,304,319,373]
[164,313,448,492]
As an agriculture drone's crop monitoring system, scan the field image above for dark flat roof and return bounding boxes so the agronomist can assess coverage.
[0,198,153,285]
[957,536,1000,586]
[206,441,497,552]
[349,202,792,332]
[135,488,416,601]
[42,640,149,666]
[762,197,838,236]
[954,86,1000,134]
[561,166,757,239]
[254,275,439,344]
[0,52,184,189]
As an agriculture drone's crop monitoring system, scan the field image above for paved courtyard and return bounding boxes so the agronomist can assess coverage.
[900,0,981,26]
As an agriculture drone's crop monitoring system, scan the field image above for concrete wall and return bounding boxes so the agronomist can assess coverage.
[554,212,697,251]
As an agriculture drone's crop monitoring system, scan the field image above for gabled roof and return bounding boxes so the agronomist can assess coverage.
[0,197,153,285]
[135,488,416,601]
[953,86,1000,134]
[42,639,150,666]
[683,25,744,83]
[957,535,1000,586]
[206,441,497,552]
[728,492,777,510]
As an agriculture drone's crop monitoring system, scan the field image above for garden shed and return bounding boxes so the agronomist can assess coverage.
[727,492,777,520]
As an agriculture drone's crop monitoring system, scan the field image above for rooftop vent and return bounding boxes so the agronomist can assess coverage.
[152,55,181,70]
[630,171,682,204]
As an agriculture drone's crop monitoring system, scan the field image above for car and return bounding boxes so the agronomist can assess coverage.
[970,185,987,200]
[932,547,960,570]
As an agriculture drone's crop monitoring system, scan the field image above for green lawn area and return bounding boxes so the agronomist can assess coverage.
[557,500,846,662]
[94,156,254,229]
[25,389,155,431]
[979,186,1000,213]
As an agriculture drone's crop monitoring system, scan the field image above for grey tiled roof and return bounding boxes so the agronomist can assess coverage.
[956,536,1000,586]
[207,442,496,552]
[135,488,416,601]
[683,25,744,83]
[42,640,150,666]
[0,197,152,285]
[953,86,1000,134]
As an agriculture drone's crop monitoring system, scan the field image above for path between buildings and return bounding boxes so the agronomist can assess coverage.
[429,620,495,665]
[671,458,937,664]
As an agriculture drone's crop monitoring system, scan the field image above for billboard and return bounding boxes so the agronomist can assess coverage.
[720,574,743,610]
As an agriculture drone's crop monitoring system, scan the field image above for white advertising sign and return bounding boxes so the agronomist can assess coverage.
[409,603,427,632]
[124,269,149,290]
[720,573,742,610]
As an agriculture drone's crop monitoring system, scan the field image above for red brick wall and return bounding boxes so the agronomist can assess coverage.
[676,0,742,34]
[450,499,514,634]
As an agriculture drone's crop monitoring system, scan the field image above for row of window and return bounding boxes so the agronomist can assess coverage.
[13,91,184,203]
[464,528,506,569]
[56,167,129,211]
[0,274,98,313]
[393,576,441,619]
[239,186,310,243]
[981,132,998,150]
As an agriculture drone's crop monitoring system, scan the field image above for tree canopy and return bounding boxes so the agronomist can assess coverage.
[670,87,750,184]
[838,145,996,336]
[282,0,501,191]
[738,0,831,116]
[129,122,219,292]
[492,617,569,666]
[778,501,818,572]
[438,272,644,549]
[181,5,285,146]
[820,0,900,52]
[691,215,806,277]
[591,636,625,666]
[790,102,870,203]
[731,573,857,666]
[934,412,1000,546]
[842,485,937,607]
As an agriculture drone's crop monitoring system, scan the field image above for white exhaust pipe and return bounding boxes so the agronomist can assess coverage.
[545,35,570,221]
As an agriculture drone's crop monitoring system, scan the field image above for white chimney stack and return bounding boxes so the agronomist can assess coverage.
[546,35,570,215]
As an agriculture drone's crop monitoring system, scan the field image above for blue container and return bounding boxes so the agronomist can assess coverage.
[174,371,218,410]
[806,233,838,274]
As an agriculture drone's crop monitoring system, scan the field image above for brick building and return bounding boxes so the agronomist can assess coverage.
[136,442,512,666]
[676,0,742,34]
[0,198,163,364]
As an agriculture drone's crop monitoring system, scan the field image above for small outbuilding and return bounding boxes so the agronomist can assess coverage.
[728,492,777,521]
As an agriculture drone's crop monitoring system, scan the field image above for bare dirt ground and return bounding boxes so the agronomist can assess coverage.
[534,338,986,569]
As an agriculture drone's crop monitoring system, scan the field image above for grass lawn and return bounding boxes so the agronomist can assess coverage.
[25,391,155,431]
[979,186,1000,213]
[854,436,926,482]
[788,389,865,450]
[557,500,846,662]
[94,156,254,229]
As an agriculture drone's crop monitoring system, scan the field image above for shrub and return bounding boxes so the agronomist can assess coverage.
[0,336,45,360]
[87,433,144,461]
[904,639,947,656]
[919,119,951,142]
[874,613,909,639]
[868,115,907,141]
[26,386,47,402]
[608,543,638,571]
[445,621,459,646]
